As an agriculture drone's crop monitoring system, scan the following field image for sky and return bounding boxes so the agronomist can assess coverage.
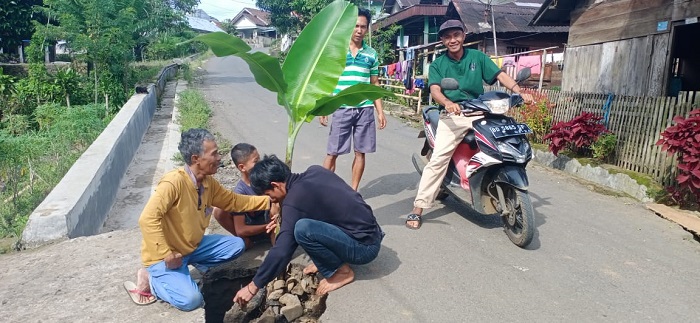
[196,0,258,21]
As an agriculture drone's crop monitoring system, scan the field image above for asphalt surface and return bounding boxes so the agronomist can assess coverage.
[199,55,700,322]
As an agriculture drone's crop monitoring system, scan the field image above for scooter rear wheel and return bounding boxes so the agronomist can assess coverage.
[500,185,535,248]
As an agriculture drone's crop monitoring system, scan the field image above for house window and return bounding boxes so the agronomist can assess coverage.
[507,47,529,55]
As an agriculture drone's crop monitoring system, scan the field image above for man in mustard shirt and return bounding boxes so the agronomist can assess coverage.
[123,128,272,311]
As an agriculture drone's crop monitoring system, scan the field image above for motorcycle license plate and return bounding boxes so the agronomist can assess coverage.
[490,123,532,138]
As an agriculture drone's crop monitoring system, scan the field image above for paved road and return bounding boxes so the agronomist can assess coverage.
[200,55,700,322]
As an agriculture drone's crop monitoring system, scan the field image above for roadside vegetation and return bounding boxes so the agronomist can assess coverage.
[0,0,205,244]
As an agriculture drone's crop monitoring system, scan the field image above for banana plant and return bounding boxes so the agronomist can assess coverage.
[192,0,393,166]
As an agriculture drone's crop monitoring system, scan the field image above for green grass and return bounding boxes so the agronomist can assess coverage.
[172,89,212,163]
[177,89,211,131]
[0,104,110,241]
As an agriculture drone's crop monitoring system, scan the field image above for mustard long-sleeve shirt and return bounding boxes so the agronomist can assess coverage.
[138,167,270,267]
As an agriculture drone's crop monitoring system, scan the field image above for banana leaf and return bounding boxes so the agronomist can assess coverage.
[281,0,356,121]
[309,84,394,117]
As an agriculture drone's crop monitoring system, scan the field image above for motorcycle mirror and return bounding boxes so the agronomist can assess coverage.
[440,78,459,91]
[515,68,531,83]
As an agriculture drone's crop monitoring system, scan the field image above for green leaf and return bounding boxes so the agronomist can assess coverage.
[309,84,395,117]
[282,0,357,121]
[191,32,251,56]
[236,51,288,95]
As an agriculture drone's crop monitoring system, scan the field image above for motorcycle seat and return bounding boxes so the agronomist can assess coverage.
[463,130,477,149]
[422,106,441,134]
[423,106,478,149]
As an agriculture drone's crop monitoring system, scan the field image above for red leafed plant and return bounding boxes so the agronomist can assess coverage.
[543,112,608,156]
[656,109,700,208]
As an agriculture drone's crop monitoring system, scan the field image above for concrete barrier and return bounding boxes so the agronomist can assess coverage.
[532,149,652,202]
[21,64,179,248]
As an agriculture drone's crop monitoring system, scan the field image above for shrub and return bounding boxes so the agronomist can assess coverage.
[514,89,553,144]
[0,114,31,136]
[543,112,608,156]
[656,108,700,209]
[591,133,617,162]
[34,103,63,130]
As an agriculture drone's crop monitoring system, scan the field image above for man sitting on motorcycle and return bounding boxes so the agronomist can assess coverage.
[405,19,533,230]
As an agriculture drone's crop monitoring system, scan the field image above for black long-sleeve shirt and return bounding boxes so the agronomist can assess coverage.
[252,165,383,288]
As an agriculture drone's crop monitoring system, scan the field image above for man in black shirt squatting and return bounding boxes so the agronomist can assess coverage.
[233,155,384,306]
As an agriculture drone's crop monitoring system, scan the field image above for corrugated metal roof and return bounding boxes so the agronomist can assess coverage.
[187,16,225,33]
[451,0,568,34]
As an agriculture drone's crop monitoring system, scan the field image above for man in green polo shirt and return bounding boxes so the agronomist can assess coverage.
[405,20,532,230]
[319,8,387,191]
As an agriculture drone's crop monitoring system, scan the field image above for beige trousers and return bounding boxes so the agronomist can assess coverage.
[414,114,479,209]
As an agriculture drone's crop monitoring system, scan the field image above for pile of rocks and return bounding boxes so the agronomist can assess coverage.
[224,263,327,323]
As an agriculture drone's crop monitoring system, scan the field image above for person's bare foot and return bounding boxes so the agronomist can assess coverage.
[303,263,318,275]
[316,264,354,295]
[133,268,155,304]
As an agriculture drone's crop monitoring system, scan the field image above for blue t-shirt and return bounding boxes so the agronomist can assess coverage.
[233,180,268,225]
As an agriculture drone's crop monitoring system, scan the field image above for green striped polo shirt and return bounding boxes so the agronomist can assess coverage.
[333,42,379,108]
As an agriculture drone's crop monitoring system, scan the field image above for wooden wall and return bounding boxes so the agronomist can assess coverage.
[561,33,670,96]
[673,0,700,20]
[568,0,674,47]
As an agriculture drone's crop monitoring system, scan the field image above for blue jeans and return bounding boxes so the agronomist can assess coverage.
[294,219,382,278]
[147,234,245,311]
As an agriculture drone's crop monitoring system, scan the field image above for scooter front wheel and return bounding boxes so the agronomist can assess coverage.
[500,185,535,248]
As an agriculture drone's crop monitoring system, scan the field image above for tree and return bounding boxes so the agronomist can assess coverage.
[42,0,137,103]
[195,1,392,166]
[0,0,44,54]
[256,0,364,35]
[220,19,238,35]
[131,0,198,61]
[370,23,400,65]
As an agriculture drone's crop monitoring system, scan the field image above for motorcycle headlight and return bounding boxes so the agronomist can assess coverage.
[483,98,510,114]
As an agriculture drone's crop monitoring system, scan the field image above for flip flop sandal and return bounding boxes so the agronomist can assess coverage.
[405,213,423,230]
[123,281,156,305]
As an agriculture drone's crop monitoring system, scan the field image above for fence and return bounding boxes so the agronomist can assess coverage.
[379,77,423,113]
[486,85,699,185]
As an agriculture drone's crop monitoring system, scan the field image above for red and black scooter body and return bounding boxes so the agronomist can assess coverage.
[413,91,533,214]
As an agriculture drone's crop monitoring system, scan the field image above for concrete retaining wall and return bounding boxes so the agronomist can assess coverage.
[532,149,652,202]
[21,64,179,248]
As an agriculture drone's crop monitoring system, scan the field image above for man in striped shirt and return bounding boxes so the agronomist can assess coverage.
[319,8,387,191]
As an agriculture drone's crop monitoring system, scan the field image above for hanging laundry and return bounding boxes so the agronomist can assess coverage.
[403,61,413,91]
[490,57,503,68]
[396,36,409,48]
[395,61,404,80]
[502,56,516,68]
[517,55,541,75]
[387,63,396,78]
[379,66,387,78]
[406,47,415,61]
[414,78,425,89]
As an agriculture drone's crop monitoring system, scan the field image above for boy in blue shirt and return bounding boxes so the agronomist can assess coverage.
[213,143,278,248]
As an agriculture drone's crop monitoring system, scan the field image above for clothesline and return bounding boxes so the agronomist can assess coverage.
[489,46,561,59]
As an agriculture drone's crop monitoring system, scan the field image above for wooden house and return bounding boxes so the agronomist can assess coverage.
[530,0,700,96]
[447,0,568,56]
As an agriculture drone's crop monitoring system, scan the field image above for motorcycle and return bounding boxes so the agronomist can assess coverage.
[412,69,536,247]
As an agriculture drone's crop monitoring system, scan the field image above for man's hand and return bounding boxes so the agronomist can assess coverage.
[319,116,328,127]
[234,283,259,308]
[265,220,278,234]
[377,111,387,129]
[520,92,534,104]
[164,252,183,269]
[445,102,461,114]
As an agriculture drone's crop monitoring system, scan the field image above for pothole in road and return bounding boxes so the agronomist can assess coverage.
[202,263,327,323]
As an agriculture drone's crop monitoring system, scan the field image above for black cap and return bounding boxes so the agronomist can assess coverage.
[438,20,465,37]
